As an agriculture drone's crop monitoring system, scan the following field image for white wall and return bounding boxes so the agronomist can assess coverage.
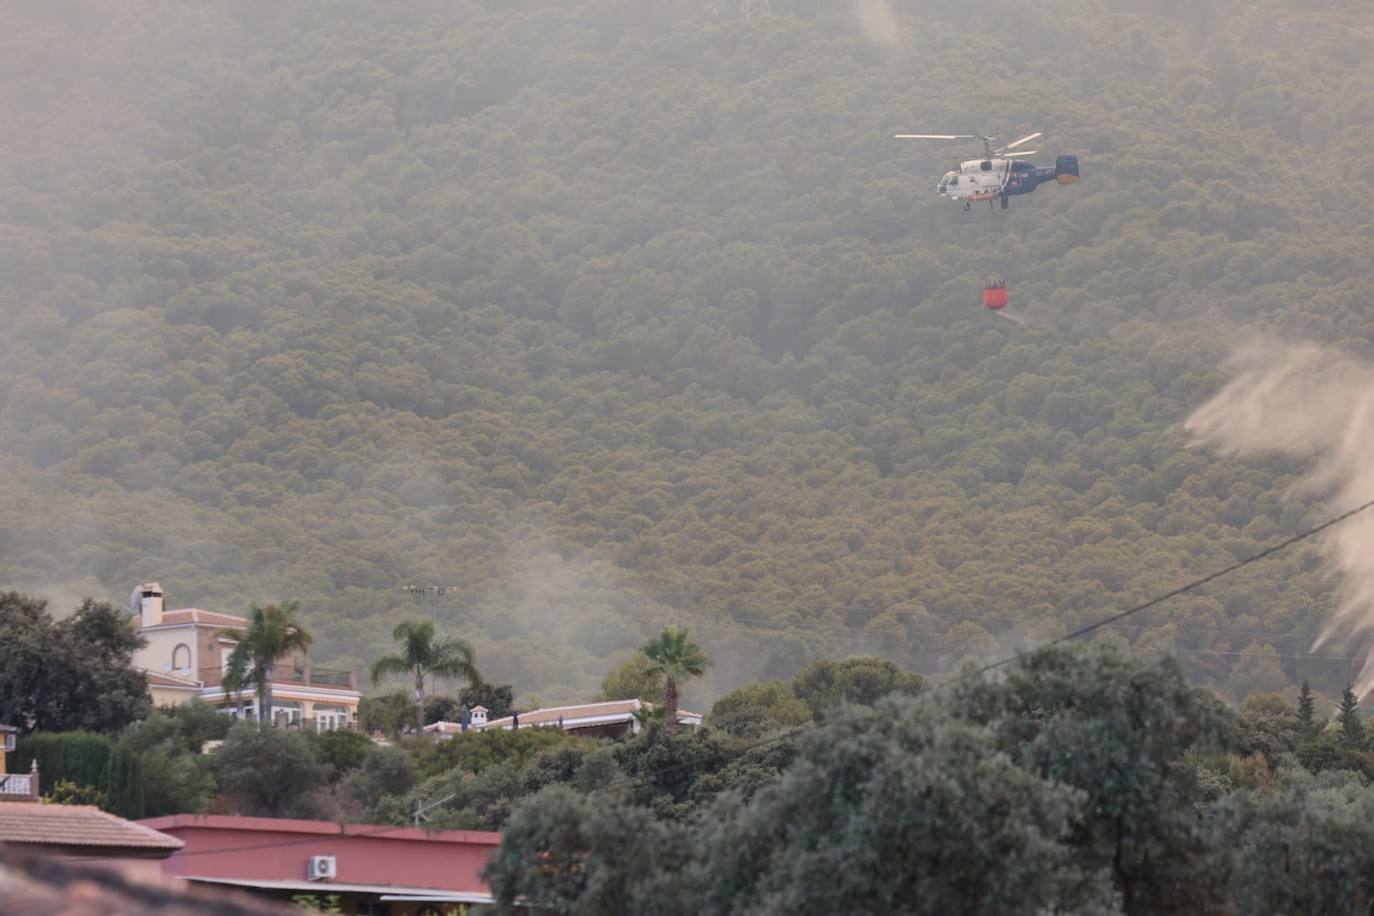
[134,625,197,675]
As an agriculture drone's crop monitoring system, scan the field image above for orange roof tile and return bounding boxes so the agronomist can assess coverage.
[0,845,290,914]
[0,804,183,852]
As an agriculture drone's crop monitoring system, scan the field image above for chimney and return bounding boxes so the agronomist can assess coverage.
[137,582,164,627]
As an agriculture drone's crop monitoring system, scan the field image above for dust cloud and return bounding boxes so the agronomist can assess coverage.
[853,0,908,50]
[1185,338,1374,695]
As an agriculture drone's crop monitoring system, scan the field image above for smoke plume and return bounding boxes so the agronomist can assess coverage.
[1185,338,1374,694]
[853,0,908,50]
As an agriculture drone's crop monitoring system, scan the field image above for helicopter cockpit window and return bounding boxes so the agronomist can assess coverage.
[979,160,993,171]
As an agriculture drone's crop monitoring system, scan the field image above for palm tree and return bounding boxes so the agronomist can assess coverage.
[222,602,313,729]
[641,626,710,737]
[371,620,482,732]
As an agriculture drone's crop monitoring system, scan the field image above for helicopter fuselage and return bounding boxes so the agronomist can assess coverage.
[937,155,1078,207]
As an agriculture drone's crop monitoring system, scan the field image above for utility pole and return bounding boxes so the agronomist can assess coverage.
[413,792,457,827]
[401,585,457,626]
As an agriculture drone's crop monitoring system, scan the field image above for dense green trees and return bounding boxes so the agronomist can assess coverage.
[484,643,1374,915]
[695,698,1111,916]
[1,0,1370,705]
[709,655,922,736]
[1227,770,1374,916]
[958,645,1233,914]
[484,786,681,916]
[214,723,329,818]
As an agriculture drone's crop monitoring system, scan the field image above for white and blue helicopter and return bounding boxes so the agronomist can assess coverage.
[893,130,1079,210]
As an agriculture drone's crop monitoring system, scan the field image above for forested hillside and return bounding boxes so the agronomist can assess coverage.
[2,0,1373,703]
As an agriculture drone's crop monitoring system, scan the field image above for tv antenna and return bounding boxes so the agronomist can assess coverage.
[401,585,460,625]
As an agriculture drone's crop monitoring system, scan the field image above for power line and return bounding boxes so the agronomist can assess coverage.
[588,496,1374,796]
[978,497,1374,674]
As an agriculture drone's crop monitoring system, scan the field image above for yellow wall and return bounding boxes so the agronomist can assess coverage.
[149,686,198,708]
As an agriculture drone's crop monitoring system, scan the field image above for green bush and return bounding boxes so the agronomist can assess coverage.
[13,732,113,794]
[13,731,144,817]
[308,728,373,781]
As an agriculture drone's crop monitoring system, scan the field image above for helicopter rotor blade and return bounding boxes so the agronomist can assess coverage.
[999,150,1037,157]
[893,134,979,141]
[996,131,1043,152]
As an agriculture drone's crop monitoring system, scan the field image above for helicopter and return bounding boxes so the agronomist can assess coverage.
[892,131,1079,210]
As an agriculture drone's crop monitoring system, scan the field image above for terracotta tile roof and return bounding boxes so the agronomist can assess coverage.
[0,845,292,915]
[143,671,202,689]
[486,699,644,727]
[156,609,248,629]
[0,804,183,852]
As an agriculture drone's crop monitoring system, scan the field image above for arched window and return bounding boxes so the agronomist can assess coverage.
[172,644,191,671]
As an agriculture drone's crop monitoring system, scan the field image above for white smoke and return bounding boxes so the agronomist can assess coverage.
[853,0,908,50]
[1185,338,1374,694]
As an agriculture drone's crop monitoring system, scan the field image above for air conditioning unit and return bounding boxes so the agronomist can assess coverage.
[307,855,336,881]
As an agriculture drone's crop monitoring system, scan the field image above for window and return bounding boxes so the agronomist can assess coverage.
[172,644,191,671]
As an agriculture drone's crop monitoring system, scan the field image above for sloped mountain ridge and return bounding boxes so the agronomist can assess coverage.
[1,0,1372,701]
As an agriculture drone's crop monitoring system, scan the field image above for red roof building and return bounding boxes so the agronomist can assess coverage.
[0,802,184,881]
[0,845,293,915]
[141,814,503,912]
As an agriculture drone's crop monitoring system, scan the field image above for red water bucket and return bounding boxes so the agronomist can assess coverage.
[982,285,1009,310]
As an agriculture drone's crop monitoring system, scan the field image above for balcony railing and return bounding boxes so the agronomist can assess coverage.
[0,765,39,802]
[282,666,356,689]
[203,664,357,691]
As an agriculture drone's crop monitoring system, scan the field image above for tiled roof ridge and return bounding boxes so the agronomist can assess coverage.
[485,699,704,724]
[0,802,184,850]
[143,669,203,688]
[508,699,642,715]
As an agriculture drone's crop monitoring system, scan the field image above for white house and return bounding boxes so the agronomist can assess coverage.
[424,698,703,740]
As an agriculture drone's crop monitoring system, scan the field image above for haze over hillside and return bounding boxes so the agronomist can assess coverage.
[2,0,1373,704]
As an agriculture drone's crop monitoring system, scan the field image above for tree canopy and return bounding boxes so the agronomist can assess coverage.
[0,592,149,734]
[0,0,1371,704]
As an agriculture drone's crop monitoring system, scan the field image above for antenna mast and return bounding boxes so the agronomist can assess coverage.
[401,585,458,625]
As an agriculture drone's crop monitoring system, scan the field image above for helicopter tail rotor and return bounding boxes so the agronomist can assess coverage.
[1054,154,1080,183]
